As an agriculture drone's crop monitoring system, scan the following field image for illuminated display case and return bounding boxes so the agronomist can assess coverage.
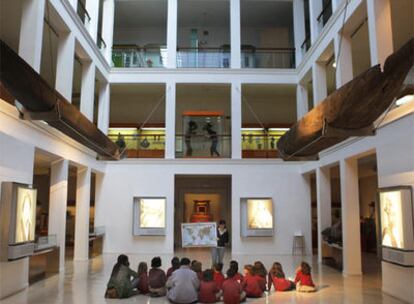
[241,128,288,158]
[133,197,166,236]
[240,197,274,237]
[378,186,414,266]
[0,182,37,261]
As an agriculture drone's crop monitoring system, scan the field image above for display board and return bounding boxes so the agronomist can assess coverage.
[133,197,166,236]
[241,198,274,237]
[181,222,217,248]
[15,187,37,243]
[378,186,414,266]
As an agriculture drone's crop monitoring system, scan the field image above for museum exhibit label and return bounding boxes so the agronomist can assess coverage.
[133,197,166,236]
[240,198,274,237]
[378,186,414,267]
[0,182,37,261]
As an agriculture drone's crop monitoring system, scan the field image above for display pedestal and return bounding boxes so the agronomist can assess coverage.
[29,246,60,284]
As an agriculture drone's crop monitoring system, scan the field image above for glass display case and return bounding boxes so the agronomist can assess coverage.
[240,197,274,237]
[133,197,166,236]
[178,111,230,158]
[241,128,288,158]
[378,186,414,266]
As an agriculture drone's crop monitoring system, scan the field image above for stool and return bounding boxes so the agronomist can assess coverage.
[292,234,305,256]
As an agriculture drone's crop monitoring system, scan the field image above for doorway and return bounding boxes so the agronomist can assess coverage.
[174,175,232,249]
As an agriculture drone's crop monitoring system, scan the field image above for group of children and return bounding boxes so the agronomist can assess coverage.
[105,254,316,303]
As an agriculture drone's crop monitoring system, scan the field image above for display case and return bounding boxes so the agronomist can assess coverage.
[241,128,288,158]
[0,182,37,261]
[240,197,274,237]
[133,197,166,236]
[378,186,414,266]
[179,111,229,158]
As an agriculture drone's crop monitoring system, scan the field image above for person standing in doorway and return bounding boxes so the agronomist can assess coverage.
[212,220,229,266]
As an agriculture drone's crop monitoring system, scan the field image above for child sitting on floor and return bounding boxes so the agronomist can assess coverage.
[167,256,180,278]
[137,262,149,294]
[242,264,266,298]
[148,256,167,297]
[222,268,246,304]
[229,260,243,283]
[268,262,295,292]
[213,263,225,289]
[199,269,221,303]
[192,260,204,281]
[295,261,316,292]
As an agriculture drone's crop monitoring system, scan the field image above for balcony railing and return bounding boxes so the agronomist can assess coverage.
[241,47,295,69]
[97,32,106,51]
[177,47,230,68]
[108,133,165,158]
[301,36,311,54]
[242,133,286,159]
[112,45,167,68]
[77,0,91,25]
[317,1,333,27]
[175,134,231,158]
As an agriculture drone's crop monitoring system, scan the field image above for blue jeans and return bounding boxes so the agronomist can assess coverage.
[211,247,225,265]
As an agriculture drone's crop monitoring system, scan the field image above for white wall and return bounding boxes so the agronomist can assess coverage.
[95,160,311,255]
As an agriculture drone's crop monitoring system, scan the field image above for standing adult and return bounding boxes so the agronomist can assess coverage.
[211,219,229,265]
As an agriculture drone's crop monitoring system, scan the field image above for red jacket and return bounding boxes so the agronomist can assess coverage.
[166,267,177,278]
[294,271,314,287]
[137,272,149,293]
[233,273,243,283]
[268,273,293,292]
[199,281,219,303]
[242,274,265,297]
[222,278,243,304]
[213,271,225,289]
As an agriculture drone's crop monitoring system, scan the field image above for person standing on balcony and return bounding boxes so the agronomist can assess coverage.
[205,123,220,157]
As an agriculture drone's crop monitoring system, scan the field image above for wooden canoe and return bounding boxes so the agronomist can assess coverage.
[0,40,121,160]
[277,37,414,161]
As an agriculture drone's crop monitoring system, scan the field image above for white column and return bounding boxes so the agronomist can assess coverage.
[101,0,115,65]
[312,61,327,106]
[97,82,110,134]
[309,0,323,44]
[296,82,309,119]
[68,0,78,11]
[340,158,362,276]
[74,167,91,261]
[79,61,96,121]
[231,82,242,159]
[293,0,306,66]
[55,32,76,101]
[48,159,69,270]
[165,81,176,159]
[332,0,342,12]
[18,0,45,72]
[230,0,241,69]
[166,0,178,68]
[334,33,353,87]
[316,166,332,263]
[85,0,100,42]
[366,0,393,67]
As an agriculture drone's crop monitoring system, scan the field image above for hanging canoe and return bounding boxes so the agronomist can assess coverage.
[0,40,121,160]
[277,37,414,161]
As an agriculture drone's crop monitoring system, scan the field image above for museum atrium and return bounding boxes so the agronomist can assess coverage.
[0,0,413,303]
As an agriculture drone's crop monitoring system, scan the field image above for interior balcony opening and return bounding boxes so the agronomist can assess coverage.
[112,0,167,68]
[350,18,370,77]
[391,0,414,51]
[0,0,22,54]
[241,84,296,158]
[109,84,166,158]
[71,55,83,110]
[240,0,295,69]
[175,84,231,158]
[301,0,312,56]
[177,0,230,68]
[317,0,333,31]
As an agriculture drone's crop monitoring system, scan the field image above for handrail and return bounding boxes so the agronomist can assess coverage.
[77,0,91,22]
[317,1,332,23]
[177,47,295,52]
[301,36,311,49]
[113,45,166,51]
[97,32,107,49]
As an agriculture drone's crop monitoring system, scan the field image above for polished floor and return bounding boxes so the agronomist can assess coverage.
[2,249,404,304]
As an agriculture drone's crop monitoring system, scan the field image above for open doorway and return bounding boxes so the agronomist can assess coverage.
[174,175,232,249]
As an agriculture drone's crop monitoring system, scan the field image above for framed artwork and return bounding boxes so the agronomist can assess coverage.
[241,197,274,237]
[133,197,166,236]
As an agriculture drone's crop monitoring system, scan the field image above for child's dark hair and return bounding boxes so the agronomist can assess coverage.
[181,257,191,265]
[227,267,236,278]
[151,256,162,268]
[301,262,311,275]
[138,262,148,276]
[213,263,223,272]
[171,256,180,270]
[270,262,285,278]
[192,261,202,273]
[230,260,239,272]
[203,269,214,281]
[253,261,267,277]
[244,264,254,276]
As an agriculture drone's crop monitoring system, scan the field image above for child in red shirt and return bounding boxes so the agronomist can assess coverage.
[166,256,180,278]
[295,262,316,292]
[268,262,294,292]
[229,260,243,283]
[192,260,204,281]
[213,263,225,289]
[199,269,220,303]
[241,264,266,298]
[222,268,246,304]
[137,262,149,294]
